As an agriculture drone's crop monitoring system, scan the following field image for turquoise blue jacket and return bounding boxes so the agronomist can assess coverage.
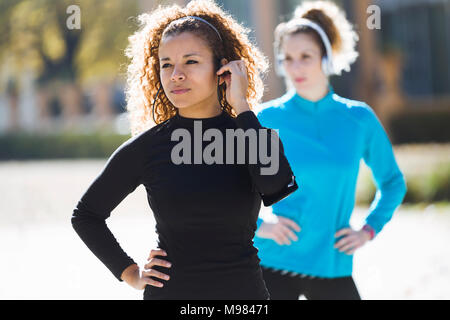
[254,87,407,278]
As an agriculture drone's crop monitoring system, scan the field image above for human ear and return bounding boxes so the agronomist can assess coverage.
[218,58,229,85]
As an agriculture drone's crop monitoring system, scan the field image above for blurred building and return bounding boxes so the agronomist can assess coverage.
[138,0,450,142]
[1,0,449,143]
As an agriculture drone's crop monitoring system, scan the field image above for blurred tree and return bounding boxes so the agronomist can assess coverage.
[0,0,139,129]
[0,0,139,85]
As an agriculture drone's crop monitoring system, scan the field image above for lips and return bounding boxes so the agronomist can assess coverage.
[171,88,190,94]
[295,77,306,83]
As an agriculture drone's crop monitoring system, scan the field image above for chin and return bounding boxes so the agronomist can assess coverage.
[293,82,311,93]
[172,102,191,109]
[167,95,192,109]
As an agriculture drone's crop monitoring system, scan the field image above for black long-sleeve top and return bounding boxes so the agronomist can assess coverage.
[71,109,298,300]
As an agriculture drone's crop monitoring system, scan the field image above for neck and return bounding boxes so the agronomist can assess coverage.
[177,95,222,119]
[295,81,329,102]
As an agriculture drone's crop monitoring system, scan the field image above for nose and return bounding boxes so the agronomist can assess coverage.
[286,60,306,77]
[171,66,186,82]
[291,60,303,71]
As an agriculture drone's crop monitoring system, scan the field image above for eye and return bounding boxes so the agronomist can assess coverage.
[161,63,172,69]
[284,56,292,62]
[302,54,311,59]
[186,60,198,64]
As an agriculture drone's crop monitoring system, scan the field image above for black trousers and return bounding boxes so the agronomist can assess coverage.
[261,267,361,300]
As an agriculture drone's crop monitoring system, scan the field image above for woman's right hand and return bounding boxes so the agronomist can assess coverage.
[256,216,301,245]
[142,248,172,288]
[120,249,172,290]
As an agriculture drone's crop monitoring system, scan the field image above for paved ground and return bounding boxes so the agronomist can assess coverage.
[0,160,449,300]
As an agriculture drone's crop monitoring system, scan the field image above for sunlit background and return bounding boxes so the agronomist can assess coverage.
[0,0,449,300]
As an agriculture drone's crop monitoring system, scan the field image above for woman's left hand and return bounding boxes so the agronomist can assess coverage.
[216,59,250,115]
[334,228,372,255]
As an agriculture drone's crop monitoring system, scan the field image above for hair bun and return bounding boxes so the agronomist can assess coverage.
[294,1,359,75]
[301,8,342,52]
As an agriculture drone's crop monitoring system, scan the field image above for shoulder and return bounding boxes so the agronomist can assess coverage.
[258,92,293,113]
[112,118,172,159]
[255,94,292,123]
[331,94,379,127]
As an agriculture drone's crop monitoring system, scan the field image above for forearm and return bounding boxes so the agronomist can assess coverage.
[234,109,298,206]
[365,174,407,234]
[71,204,137,281]
[363,108,407,235]
[120,263,140,284]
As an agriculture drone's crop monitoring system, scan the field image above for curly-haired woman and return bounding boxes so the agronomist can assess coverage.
[71,0,297,300]
[252,1,407,300]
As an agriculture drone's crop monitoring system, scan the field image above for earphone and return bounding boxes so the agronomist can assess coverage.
[274,18,335,77]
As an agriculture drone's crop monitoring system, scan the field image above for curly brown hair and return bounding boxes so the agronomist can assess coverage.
[124,0,268,136]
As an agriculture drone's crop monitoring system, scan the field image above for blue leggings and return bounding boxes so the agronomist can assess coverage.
[261,267,361,300]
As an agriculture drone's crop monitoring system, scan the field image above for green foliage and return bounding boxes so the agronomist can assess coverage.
[0,132,130,160]
[356,161,450,205]
[0,0,139,86]
[1,132,448,205]
[355,170,377,205]
[403,163,450,203]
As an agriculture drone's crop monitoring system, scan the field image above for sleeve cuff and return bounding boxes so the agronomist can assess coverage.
[362,224,376,240]
[112,260,137,282]
[261,175,298,207]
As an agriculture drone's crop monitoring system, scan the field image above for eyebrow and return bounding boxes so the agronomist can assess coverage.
[286,48,317,55]
[160,53,202,61]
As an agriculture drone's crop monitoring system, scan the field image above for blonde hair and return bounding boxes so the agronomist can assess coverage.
[124,0,268,136]
[275,0,359,76]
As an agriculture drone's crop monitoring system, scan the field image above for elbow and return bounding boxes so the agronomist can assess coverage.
[391,171,408,195]
[391,174,408,204]
[71,203,90,232]
[400,175,408,200]
[71,210,80,231]
[396,171,407,196]
[402,176,407,194]
[261,174,298,206]
[70,203,107,232]
[258,170,293,195]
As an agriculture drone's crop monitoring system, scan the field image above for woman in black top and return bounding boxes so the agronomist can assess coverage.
[71,0,297,300]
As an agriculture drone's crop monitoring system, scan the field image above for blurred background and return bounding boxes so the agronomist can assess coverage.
[0,0,449,300]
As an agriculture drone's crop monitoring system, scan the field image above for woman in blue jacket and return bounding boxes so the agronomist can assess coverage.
[254,1,407,299]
